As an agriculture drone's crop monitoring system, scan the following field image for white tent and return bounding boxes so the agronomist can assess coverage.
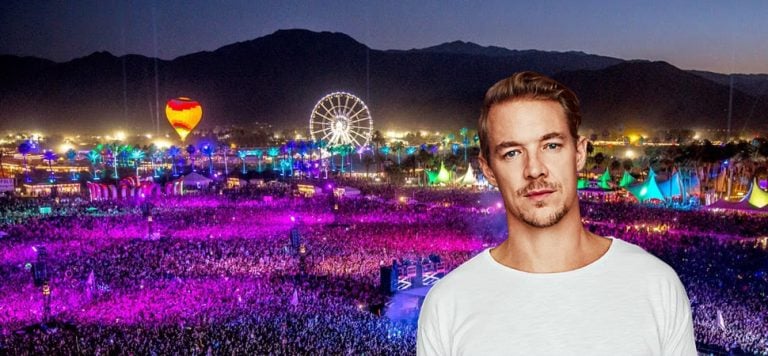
[182,172,213,189]
[455,165,478,186]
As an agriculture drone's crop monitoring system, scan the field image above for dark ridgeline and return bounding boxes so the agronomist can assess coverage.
[1,29,767,134]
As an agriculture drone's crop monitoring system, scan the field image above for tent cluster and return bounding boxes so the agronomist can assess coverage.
[578,169,638,190]
[426,162,479,186]
[624,169,701,202]
[579,168,701,204]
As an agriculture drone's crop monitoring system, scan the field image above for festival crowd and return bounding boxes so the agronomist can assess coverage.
[0,184,766,354]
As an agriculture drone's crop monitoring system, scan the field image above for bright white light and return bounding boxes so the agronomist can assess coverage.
[58,143,75,154]
[115,131,126,141]
[153,139,171,149]
[624,150,635,159]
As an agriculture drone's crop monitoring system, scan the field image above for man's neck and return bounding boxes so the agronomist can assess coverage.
[490,210,611,273]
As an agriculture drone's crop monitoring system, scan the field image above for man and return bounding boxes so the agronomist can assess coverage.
[417,72,696,355]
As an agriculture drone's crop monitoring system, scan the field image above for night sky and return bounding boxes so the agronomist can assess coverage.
[1,0,767,74]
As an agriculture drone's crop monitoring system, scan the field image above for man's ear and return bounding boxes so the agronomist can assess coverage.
[575,135,588,172]
[478,154,498,187]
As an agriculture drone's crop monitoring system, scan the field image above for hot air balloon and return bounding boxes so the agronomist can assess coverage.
[165,97,202,141]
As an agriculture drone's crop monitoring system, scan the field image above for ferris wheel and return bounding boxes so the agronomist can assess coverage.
[309,92,373,149]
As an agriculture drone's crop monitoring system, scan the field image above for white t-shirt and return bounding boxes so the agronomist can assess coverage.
[417,237,697,355]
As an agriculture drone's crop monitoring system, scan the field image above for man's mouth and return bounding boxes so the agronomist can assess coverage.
[524,190,554,201]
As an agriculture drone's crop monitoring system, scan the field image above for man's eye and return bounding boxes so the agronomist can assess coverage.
[545,143,562,150]
[503,150,519,158]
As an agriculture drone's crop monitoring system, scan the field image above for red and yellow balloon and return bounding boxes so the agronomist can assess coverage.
[165,97,202,141]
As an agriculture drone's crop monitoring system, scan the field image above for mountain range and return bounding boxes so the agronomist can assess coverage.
[1,29,767,136]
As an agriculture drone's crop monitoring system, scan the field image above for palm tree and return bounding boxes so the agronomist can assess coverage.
[328,145,339,171]
[201,144,215,175]
[238,150,248,174]
[279,158,289,176]
[460,127,469,163]
[338,144,354,174]
[129,148,145,177]
[392,141,405,165]
[150,146,164,177]
[315,140,328,175]
[18,141,33,182]
[66,149,77,180]
[186,145,197,172]
[117,144,132,168]
[42,150,58,182]
[267,147,280,171]
[87,149,102,180]
[254,148,264,172]
[371,130,385,153]
[379,145,391,172]
[167,146,181,176]
[362,154,375,176]
[285,141,296,177]
[221,146,229,176]
[104,143,121,179]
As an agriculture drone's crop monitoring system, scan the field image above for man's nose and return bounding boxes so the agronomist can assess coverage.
[523,151,548,180]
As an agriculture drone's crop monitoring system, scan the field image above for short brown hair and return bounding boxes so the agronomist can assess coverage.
[478,71,581,162]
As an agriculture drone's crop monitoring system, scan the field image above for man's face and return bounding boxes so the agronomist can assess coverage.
[479,99,587,228]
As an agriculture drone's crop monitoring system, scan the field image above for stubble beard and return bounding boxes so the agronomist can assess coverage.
[511,180,569,228]
[515,202,569,228]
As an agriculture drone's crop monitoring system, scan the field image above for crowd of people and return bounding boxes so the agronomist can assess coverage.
[0,185,766,354]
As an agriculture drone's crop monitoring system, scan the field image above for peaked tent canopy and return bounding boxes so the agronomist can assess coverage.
[427,162,452,185]
[436,162,451,184]
[426,170,439,185]
[747,178,768,208]
[626,169,665,202]
[456,165,477,186]
[658,171,683,199]
[577,178,589,190]
[597,168,612,190]
[619,170,636,188]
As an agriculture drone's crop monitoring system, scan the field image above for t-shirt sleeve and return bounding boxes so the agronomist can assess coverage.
[417,290,449,356]
[662,273,697,355]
